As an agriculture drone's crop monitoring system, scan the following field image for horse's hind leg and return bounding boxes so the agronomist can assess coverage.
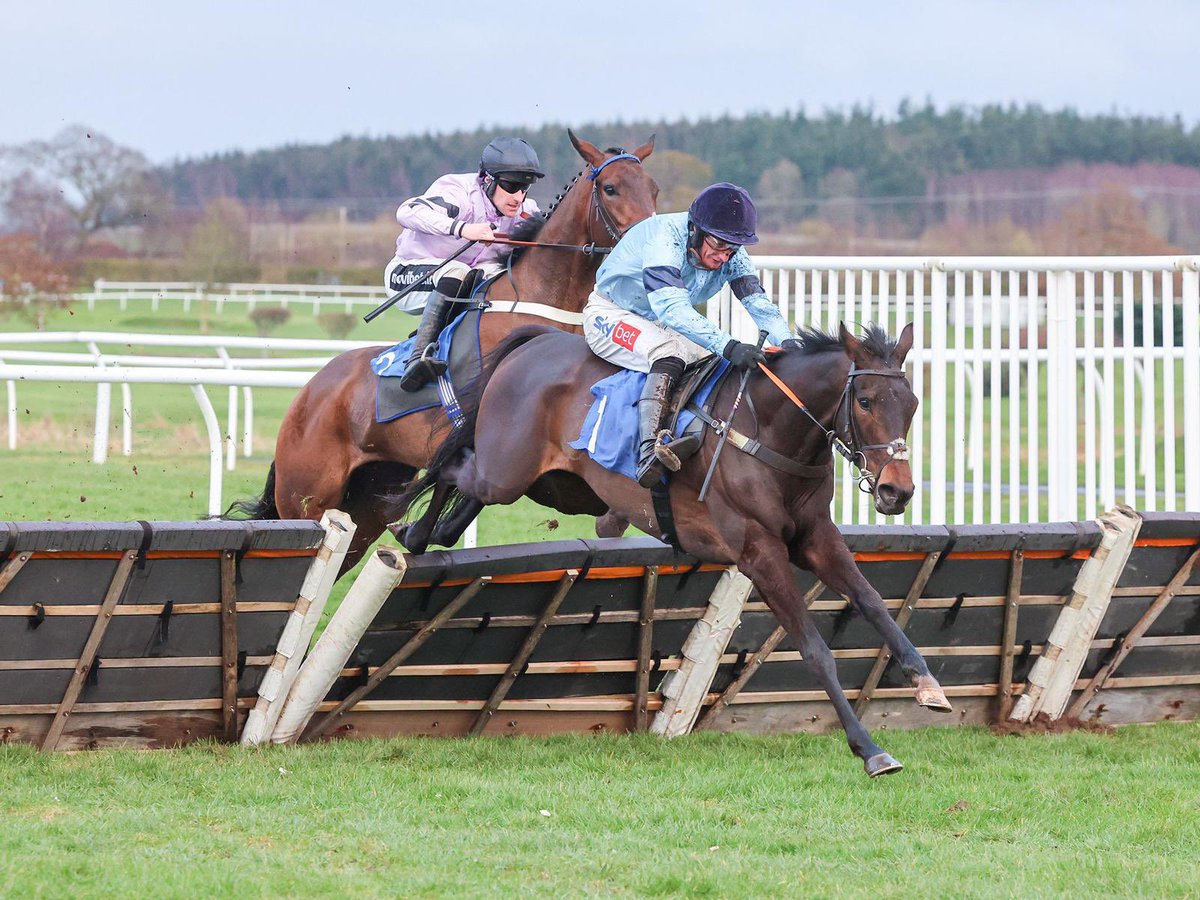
[336,461,417,577]
[428,498,483,548]
[740,532,901,777]
[392,479,455,555]
[595,510,630,538]
[797,517,952,713]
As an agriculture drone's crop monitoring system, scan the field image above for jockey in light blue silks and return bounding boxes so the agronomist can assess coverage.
[583,183,796,487]
[385,137,544,391]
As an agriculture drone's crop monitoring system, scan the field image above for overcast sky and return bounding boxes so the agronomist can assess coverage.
[4,0,1198,164]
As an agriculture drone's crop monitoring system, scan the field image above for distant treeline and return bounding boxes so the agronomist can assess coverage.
[161,103,1200,218]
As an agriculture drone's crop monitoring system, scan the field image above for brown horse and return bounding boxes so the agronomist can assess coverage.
[230,131,658,572]
[398,322,954,775]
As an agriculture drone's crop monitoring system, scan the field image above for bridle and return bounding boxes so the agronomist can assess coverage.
[585,152,642,245]
[498,151,645,302]
[755,360,911,494]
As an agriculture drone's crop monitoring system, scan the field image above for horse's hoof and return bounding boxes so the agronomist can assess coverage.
[915,674,954,712]
[865,752,904,777]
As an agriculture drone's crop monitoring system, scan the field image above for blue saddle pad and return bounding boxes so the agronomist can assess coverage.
[370,307,483,424]
[568,359,730,479]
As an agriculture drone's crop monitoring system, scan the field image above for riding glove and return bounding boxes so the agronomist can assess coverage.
[723,339,768,372]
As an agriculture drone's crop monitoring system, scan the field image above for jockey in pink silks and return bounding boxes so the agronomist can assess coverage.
[384,137,544,391]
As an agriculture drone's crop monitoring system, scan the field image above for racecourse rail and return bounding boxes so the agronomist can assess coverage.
[2,254,1198,526]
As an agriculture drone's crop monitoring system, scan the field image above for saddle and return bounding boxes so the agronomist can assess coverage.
[371,306,484,426]
[568,355,733,480]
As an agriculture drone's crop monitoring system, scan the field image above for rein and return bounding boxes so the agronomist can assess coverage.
[755,360,910,493]
[489,235,611,256]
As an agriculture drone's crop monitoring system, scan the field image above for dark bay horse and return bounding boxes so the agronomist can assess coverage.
[399,322,954,776]
[231,131,658,572]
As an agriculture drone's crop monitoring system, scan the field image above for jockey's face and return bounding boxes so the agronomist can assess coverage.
[693,234,739,270]
[491,178,528,217]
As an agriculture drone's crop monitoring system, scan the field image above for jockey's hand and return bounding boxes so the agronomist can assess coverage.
[723,339,768,372]
[460,223,496,242]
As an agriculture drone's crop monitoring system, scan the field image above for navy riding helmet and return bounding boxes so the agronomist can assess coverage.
[688,182,760,246]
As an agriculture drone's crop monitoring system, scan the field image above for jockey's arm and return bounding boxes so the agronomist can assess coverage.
[396,176,473,238]
[726,251,793,347]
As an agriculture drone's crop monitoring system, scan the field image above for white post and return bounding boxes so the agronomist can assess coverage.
[226,386,238,471]
[271,547,408,743]
[88,342,110,465]
[1010,505,1140,721]
[1048,271,1079,520]
[190,384,224,516]
[242,386,254,457]
[1183,264,1200,511]
[4,378,15,450]
[241,509,356,746]
[928,264,948,524]
[652,566,752,737]
[120,383,133,457]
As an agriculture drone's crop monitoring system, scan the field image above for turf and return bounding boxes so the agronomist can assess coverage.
[1,725,1197,896]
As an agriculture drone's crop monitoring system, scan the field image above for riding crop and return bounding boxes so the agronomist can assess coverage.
[363,239,477,324]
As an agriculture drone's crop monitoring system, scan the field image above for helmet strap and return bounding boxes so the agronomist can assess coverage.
[686,221,705,263]
[481,171,500,207]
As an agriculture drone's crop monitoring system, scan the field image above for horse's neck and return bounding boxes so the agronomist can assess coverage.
[488,181,599,312]
[757,352,851,460]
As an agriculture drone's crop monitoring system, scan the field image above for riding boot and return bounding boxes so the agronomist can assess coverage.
[634,370,679,488]
[399,291,453,391]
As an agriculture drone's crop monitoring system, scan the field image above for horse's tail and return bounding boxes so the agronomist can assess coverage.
[393,325,555,517]
[223,460,279,520]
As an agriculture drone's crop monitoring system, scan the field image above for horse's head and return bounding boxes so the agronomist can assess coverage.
[567,129,658,240]
[836,322,918,516]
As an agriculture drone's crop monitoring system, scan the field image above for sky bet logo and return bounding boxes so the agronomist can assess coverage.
[612,320,641,351]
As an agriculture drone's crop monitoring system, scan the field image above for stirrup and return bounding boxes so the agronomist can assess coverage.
[651,429,684,472]
[399,348,447,391]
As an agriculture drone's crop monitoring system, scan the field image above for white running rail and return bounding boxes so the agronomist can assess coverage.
[712,254,1200,525]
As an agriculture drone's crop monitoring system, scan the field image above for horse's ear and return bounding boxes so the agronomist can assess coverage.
[632,134,656,161]
[568,129,605,167]
[839,322,864,362]
[892,322,914,367]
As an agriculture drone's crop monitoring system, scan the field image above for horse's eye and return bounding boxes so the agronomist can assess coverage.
[858,397,871,411]
[603,184,617,196]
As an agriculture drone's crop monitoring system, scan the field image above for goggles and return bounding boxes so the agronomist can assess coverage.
[703,234,741,254]
[494,177,531,195]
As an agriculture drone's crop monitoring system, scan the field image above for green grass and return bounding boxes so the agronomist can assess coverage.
[1,725,1197,896]
[4,298,1199,896]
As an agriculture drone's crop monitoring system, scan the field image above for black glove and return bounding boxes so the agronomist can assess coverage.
[722,339,767,372]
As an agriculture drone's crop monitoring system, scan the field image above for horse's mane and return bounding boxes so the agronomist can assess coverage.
[789,324,900,363]
[497,213,548,266]
[500,146,631,266]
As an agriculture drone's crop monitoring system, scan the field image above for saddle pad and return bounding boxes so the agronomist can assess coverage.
[371,307,484,423]
[568,357,731,479]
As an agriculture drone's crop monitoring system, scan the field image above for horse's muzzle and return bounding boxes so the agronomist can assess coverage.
[874,480,914,516]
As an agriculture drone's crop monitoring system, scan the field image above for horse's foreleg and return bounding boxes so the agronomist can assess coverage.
[797,517,952,713]
[739,534,901,777]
